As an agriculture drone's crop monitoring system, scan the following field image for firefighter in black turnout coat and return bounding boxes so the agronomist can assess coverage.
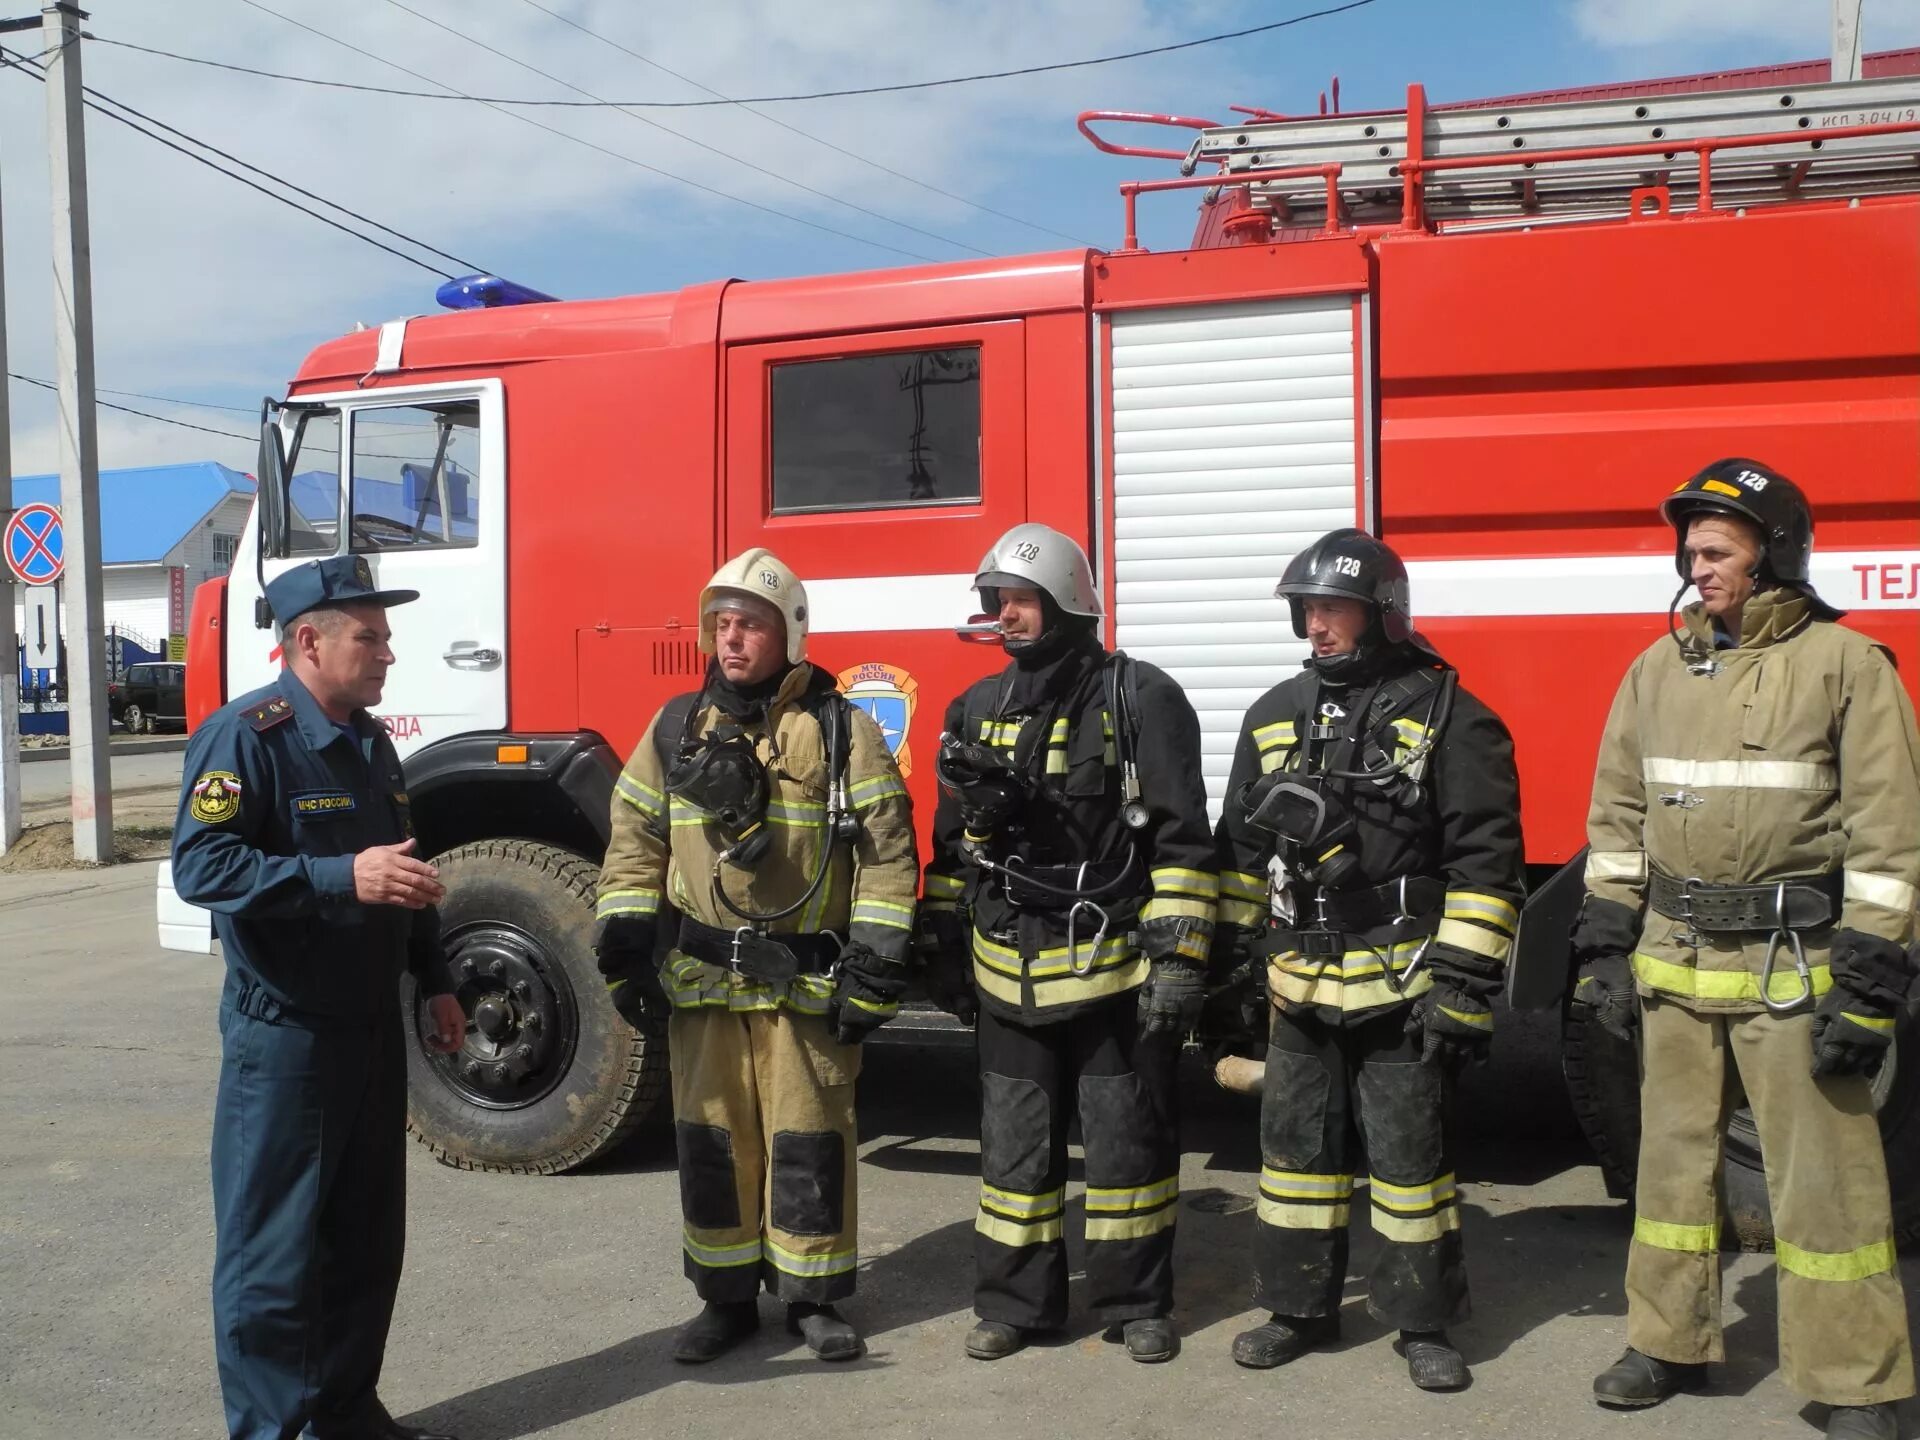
[1215,529,1523,1391]
[919,523,1215,1364]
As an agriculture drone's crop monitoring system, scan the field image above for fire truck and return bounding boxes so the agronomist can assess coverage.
[159,50,1920,1242]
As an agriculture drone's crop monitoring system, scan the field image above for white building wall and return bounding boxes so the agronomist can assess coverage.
[167,493,251,592]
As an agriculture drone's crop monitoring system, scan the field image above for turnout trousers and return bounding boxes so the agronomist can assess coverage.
[1256,1005,1468,1330]
[669,1006,863,1304]
[1628,995,1914,1405]
[973,995,1180,1329]
[211,986,406,1440]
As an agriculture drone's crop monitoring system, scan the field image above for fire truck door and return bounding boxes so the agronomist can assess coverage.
[1100,293,1369,817]
[721,320,1033,776]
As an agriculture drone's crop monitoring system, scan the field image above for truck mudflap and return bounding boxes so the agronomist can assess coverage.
[1507,849,1587,1010]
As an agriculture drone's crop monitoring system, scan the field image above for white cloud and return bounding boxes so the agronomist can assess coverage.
[1573,0,1920,50]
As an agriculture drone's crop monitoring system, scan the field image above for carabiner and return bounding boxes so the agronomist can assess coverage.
[1066,897,1110,977]
[1379,933,1432,996]
[1758,884,1813,1014]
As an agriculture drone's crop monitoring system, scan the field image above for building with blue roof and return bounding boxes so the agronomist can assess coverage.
[10,461,254,661]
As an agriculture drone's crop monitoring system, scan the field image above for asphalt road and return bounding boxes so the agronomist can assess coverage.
[19,745,187,820]
[3,861,1916,1440]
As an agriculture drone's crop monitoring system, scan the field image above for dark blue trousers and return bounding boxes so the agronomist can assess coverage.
[212,986,407,1440]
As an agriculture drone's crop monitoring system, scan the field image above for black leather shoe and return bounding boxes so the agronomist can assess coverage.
[1592,1347,1707,1408]
[787,1302,864,1361]
[965,1320,1031,1360]
[671,1300,760,1364]
[311,1402,461,1440]
[1400,1330,1469,1391]
[1230,1313,1339,1369]
[1121,1316,1178,1363]
[1827,1403,1899,1440]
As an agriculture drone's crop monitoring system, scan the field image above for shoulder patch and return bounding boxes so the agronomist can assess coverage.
[246,696,294,732]
[190,771,245,825]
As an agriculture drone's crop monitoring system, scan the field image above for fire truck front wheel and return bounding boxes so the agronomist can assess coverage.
[1563,996,1920,1250]
[402,839,669,1174]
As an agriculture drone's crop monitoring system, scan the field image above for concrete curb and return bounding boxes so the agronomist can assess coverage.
[18,735,189,765]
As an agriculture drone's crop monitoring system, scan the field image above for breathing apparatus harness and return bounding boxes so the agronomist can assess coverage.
[1234,661,1457,994]
[935,653,1149,975]
[655,677,859,980]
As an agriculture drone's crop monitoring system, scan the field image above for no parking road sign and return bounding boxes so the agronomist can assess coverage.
[5,503,65,586]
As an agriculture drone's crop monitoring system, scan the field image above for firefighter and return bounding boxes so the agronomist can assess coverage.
[1214,528,1523,1391]
[918,523,1214,1364]
[593,549,919,1365]
[1575,461,1919,1440]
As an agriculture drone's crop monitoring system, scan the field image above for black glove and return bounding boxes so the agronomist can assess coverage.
[1573,954,1638,1044]
[1811,929,1911,1077]
[913,909,978,1027]
[595,917,666,1027]
[1404,981,1493,1070]
[1209,925,1271,1040]
[826,941,911,1045]
[1138,958,1207,1040]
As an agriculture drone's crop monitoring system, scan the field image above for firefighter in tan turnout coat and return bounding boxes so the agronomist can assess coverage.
[1574,461,1920,1440]
[595,550,918,1365]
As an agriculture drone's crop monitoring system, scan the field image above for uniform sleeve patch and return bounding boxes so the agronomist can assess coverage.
[247,697,294,732]
[291,790,357,818]
[189,772,245,824]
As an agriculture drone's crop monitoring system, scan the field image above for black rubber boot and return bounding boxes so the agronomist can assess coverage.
[670,1300,760,1364]
[1121,1316,1177,1363]
[786,1302,864,1362]
[1230,1313,1340,1370]
[1400,1330,1469,1391]
[1827,1403,1899,1440]
[965,1320,1031,1360]
[1591,1347,1707,1408]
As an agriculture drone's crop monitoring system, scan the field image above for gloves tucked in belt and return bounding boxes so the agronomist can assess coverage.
[1209,924,1271,1040]
[827,941,910,1045]
[1570,895,1642,1044]
[913,908,977,1027]
[595,917,667,1027]
[1136,915,1210,1041]
[1811,929,1911,1077]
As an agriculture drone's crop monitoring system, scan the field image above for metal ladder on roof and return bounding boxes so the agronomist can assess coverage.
[1185,74,1920,226]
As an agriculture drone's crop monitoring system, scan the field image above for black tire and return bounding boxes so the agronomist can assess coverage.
[123,704,147,735]
[403,839,669,1174]
[1564,996,1920,1249]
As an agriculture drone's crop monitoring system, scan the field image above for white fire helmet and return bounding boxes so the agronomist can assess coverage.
[974,522,1102,618]
[699,548,809,665]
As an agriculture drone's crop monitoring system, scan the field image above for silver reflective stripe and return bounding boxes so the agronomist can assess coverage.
[1641,758,1837,791]
[1585,850,1647,883]
[1845,869,1920,914]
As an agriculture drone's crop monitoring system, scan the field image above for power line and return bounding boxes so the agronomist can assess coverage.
[386,0,991,259]
[87,2,1379,108]
[234,0,941,264]
[9,372,255,443]
[511,0,1089,248]
[98,388,256,414]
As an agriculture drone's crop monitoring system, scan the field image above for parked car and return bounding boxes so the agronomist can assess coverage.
[109,662,186,733]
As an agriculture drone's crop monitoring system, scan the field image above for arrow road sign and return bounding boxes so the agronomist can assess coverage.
[24,586,58,671]
[4,503,65,586]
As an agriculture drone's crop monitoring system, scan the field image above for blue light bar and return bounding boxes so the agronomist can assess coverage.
[435,274,560,310]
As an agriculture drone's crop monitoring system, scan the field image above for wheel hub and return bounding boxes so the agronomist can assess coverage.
[422,924,577,1109]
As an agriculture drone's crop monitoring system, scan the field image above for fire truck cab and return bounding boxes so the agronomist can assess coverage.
[161,54,1920,1238]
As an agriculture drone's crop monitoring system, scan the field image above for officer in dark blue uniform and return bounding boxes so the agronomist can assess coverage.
[172,555,466,1440]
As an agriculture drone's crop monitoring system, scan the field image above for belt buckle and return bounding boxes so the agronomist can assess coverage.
[1670,876,1704,949]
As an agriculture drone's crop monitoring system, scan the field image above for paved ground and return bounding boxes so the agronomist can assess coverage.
[18,744,186,820]
[3,860,1916,1440]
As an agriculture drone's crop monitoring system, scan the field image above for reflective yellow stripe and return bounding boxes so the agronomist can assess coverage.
[1253,720,1296,748]
[1434,917,1512,962]
[1260,1168,1354,1201]
[596,888,662,918]
[973,951,1149,1009]
[1271,943,1434,1012]
[976,1211,1065,1247]
[1390,717,1429,749]
[925,872,966,899]
[1442,892,1517,934]
[1151,867,1220,900]
[1220,869,1267,903]
[1369,1174,1458,1213]
[615,773,664,815]
[1633,1215,1719,1253]
[1585,849,1647,883]
[1438,1004,1492,1030]
[1641,757,1837,791]
[1843,1012,1897,1035]
[1372,1207,1462,1243]
[683,1231,764,1268]
[765,1239,859,1278]
[851,898,914,930]
[1776,1237,1896,1282]
[1086,1207,1178,1242]
[981,1184,1064,1220]
[1141,895,1216,923]
[1632,951,1833,1004]
[1259,748,1296,775]
[1257,1195,1351,1229]
[972,928,1135,980]
[1219,897,1267,930]
[1085,1177,1179,1213]
[1844,869,1919,914]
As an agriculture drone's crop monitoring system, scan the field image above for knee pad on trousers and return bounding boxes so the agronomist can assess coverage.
[676,1121,742,1230]
[980,1072,1052,1193]
[1354,1060,1445,1183]
[1261,1047,1333,1169]
[1077,1071,1157,1185]
[770,1130,846,1237]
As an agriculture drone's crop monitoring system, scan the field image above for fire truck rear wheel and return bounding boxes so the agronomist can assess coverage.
[1563,998,1920,1250]
[403,839,668,1174]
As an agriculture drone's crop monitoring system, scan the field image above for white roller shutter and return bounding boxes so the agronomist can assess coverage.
[1107,295,1360,815]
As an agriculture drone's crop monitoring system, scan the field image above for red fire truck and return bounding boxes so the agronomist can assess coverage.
[159,51,1920,1241]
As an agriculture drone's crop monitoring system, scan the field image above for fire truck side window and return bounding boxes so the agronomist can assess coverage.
[348,401,482,552]
[769,346,982,513]
[285,410,342,557]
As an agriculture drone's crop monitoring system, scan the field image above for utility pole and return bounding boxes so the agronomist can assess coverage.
[42,1,111,862]
[0,127,17,855]
[1833,0,1864,82]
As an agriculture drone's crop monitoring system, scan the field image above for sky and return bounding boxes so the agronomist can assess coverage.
[2,0,1916,479]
